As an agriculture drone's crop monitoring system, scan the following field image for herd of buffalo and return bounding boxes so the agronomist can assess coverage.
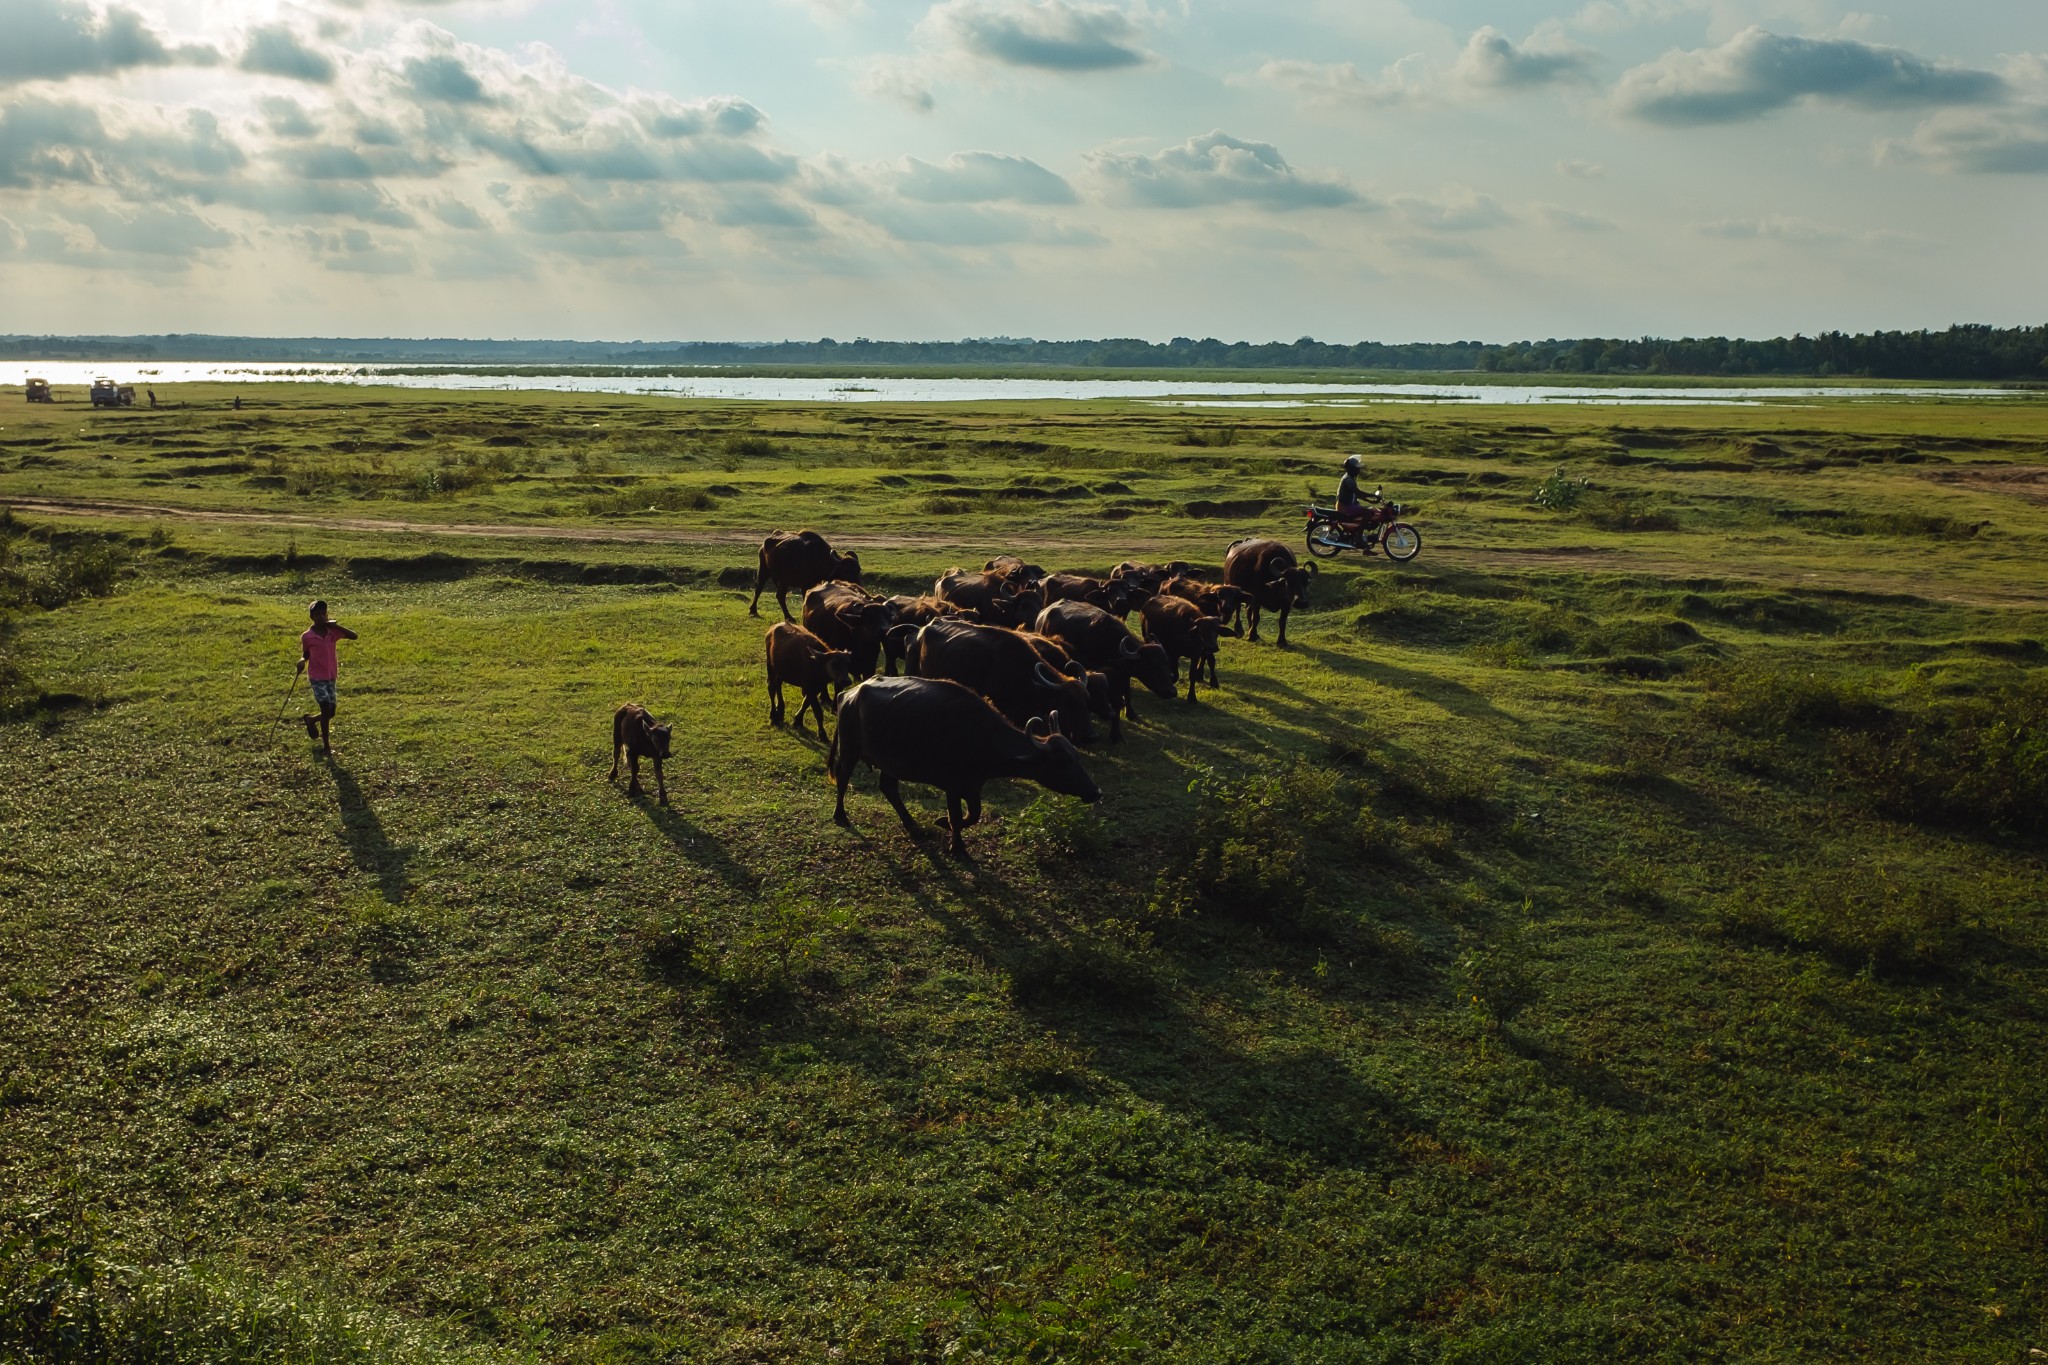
[610,528,1318,856]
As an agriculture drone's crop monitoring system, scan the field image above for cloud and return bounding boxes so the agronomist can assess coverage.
[76,203,233,256]
[1615,27,2007,125]
[240,26,337,84]
[0,97,246,192]
[1393,190,1513,231]
[1882,104,2048,174]
[924,0,1148,73]
[859,200,1098,247]
[404,52,490,104]
[898,151,1075,204]
[1453,26,1596,90]
[1244,56,1429,110]
[0,0,216,87]
[856,60,935,112]
[1535,202,1616,230]
[1087,131,1365,210]
[509,188,672,234]
[1555,158,1605,178]
[1697,214,1927,246]
[258,96,320,139]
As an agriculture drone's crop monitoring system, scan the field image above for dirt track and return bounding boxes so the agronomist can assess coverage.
[7,494,2040,608]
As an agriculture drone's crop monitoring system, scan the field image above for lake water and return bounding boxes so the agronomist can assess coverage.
[6,362,2021,408]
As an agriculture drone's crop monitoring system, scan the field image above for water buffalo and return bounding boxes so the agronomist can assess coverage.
[879,594,965,675]
[750,530,861,621]
[1041,572,1132,617]
[1223,538,1314,646]
[1139,595,1226,703]
[765,622,855,736]
[1034,599,1177,730]
[830,676,1099,858]
[1016,631,1121,741]
[934,567,1044,629]
[905,618,1096,744]
[1159,574,1249,635]
[609,703,673,805]
[802,580,890,681]
[983,554,1045,586]
[1110,561,1192,596]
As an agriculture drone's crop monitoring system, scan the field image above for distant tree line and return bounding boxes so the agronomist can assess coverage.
[4,325,2044,378]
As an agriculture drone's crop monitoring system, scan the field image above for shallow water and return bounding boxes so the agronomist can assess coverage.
[4,362,2019,407]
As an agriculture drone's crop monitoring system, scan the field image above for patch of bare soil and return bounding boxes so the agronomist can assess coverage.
[1930,466,2048,508]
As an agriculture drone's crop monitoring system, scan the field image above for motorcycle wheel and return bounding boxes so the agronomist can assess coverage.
[1304,525,1348,559]
[1381,522,1422,562]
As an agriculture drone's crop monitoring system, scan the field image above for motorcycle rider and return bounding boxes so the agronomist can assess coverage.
[1332,454,1370,543]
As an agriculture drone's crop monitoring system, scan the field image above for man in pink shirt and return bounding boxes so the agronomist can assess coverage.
[298,599,358,756]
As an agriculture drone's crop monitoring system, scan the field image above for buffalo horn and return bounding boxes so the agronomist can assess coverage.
[1033,661,1064,690]
[1119,636,1140,659]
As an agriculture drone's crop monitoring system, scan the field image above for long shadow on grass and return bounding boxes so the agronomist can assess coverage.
[856,827,1438,1172]
[327,762,412,904]
[1289,644,1520,724]
[637,803,762,898]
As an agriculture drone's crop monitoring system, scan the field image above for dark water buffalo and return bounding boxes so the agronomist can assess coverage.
[830,677,1099,857]
[905,618,1096,743]
[1110,561,1191,596]
[983,554,1045,585]
[609,703,673,804]
[1223,538,1314,646]
[1033,600,1176,733]
[765,622,854,735]
[802,580,890,680]
[1139,595,1226,703]
[1159,574,1249,635]
[879,594,965,675]
[1042,572,1131,617]
[1016,631,1121,741]
[935,568,1044,629]
[750,530,861,621]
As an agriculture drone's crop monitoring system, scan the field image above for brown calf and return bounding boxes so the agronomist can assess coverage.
[609,703,674,804]
[766,623,855,736]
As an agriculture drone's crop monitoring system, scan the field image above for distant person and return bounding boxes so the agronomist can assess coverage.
[147,388,157,408]
[233,394,242,410]
[298,600,358,757]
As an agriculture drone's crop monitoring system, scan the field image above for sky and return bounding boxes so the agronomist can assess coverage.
[0,0,2042,343]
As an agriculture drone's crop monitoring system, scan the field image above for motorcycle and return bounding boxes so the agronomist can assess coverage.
[1304,488,1422,562]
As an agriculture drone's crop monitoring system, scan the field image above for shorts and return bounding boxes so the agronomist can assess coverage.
[310,678,337,707]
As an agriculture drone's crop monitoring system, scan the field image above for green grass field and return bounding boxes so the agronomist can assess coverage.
[2,385,2045,1362]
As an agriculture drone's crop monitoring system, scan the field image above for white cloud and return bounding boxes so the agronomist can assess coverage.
[897,151,1075,204]
[0,0,217,87]
[1881,103,2048,174]
[1615,27,2007,125]
[921,0,1150,73]
[1243,55,1430,110]
[1087,131,1367,210]
[1453,26,1597,90]
[1394,189,1513,231]
[1556,158,1606,178]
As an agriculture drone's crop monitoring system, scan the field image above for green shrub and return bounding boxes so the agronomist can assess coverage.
[1835,678,2048,836]
[1453,918,1541,1033]
[582,486,718,516]
[0,1204,477,1363]
[1530,468,1586,511]
[1697,664,1882,737]
[1007,794,1110,862]
[0,523,129,612]
[1717,864,1971,975]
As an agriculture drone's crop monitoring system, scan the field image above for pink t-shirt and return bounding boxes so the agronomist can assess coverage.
[302,626,341,681]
